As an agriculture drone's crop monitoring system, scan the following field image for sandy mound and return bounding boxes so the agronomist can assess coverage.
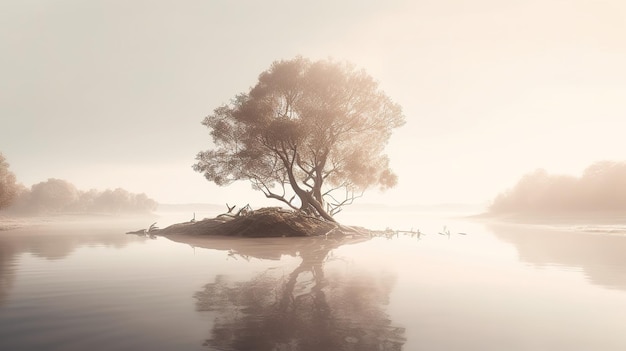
[154,207,339,238]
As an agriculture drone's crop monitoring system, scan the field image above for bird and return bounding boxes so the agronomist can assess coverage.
[438,225,451,236]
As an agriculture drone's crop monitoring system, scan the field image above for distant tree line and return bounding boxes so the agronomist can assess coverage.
[489,161,626,215]
[0,153,157,214]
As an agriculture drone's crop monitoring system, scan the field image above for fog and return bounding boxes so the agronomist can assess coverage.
[1,1,625,207]
[489,161,626,217]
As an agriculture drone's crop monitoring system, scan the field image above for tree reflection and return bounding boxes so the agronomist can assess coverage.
[192,236,406,350]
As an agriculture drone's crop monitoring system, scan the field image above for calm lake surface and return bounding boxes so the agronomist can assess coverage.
[1,210,626,351]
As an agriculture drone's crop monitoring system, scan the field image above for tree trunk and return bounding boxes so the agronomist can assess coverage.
[279,148,336,222]
[312,151,329,207]
[300,191,335,222]
[283,158,336,222]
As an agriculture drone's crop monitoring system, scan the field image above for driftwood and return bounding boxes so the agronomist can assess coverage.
[126,222,159,236]
[217,203,254,219]
[237,204,253,216]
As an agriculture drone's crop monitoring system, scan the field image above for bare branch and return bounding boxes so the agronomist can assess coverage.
[324,186,364,216]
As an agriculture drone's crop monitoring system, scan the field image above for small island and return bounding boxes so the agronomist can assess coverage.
[128,205,390,241]
[147,206,339,237]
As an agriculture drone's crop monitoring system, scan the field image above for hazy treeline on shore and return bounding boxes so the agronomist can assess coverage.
[489,161,626,216]
[8,178,158,215]
[0,153,157,215]
[0,153,19,210]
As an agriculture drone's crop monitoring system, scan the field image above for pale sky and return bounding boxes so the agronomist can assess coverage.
[1,0,624,208]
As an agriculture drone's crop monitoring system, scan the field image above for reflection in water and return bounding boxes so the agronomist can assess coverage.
[0,241,15,306]
[0,220,148,259]
[183,235,406,350]
[488,222,626,291]
[0,218,149,307]
[3,215,626,351]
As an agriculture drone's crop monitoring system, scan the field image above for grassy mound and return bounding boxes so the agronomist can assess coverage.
[154,207,339,238]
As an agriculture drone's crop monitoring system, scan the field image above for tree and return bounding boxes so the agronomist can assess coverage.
[194,57,405,221]
[29,178,79,213]
[90,188,158,213]
[488,161,626,215]
[0,153,19,210]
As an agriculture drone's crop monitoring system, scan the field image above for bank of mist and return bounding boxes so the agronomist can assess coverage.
[488,161,626,219]
[3,178,157,216]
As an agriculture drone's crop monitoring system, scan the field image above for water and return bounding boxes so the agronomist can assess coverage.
[1,212,626,350]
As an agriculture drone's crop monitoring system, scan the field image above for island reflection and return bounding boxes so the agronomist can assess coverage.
[167,234,406,350]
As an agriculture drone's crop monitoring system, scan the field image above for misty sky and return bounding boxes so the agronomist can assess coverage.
[1,0,624,207]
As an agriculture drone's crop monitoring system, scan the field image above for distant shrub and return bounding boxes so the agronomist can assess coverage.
[28,178,80,213]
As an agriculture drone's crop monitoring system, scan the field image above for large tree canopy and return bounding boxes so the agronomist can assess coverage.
[194,57,405,221]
